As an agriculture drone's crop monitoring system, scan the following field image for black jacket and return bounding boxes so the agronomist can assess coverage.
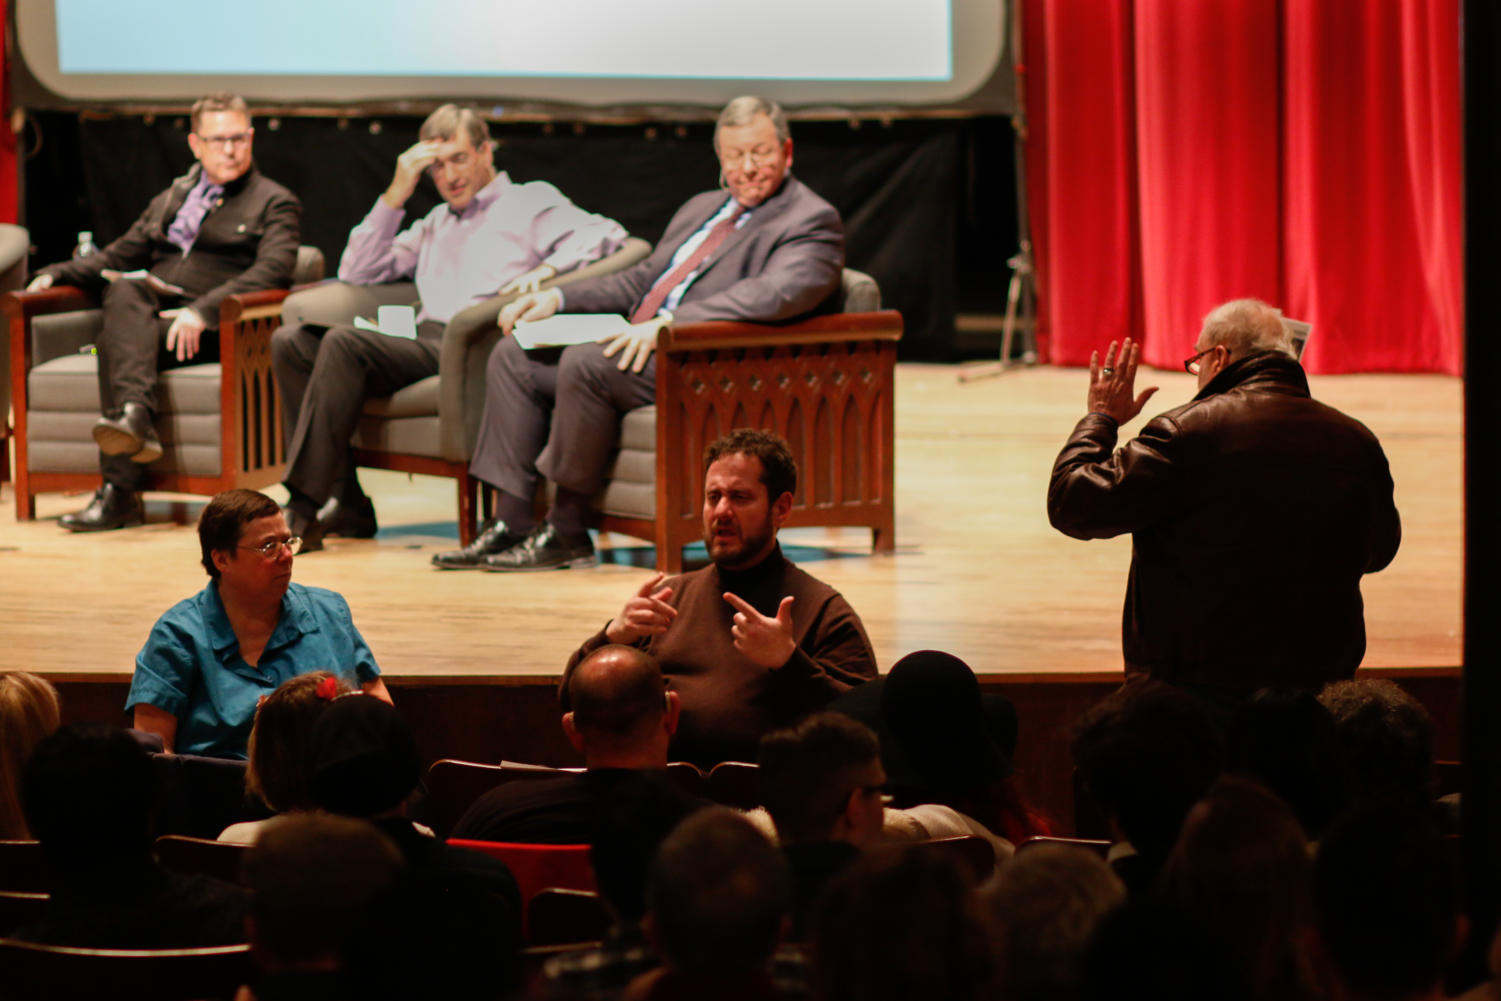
[1048,351,1401,693]
[40,163,301,328]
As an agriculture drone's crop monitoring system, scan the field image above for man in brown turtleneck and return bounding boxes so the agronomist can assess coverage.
[562,430,877,767]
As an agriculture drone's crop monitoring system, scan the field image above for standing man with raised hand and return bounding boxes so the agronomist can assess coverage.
[433,95,844,572]
[29,93,301,533]
[1047,298,1401,704]
[272,104,627,551]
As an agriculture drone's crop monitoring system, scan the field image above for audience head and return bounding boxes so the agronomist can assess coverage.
[589,771,702,924]
[1192,298,1294,388]
[308,695,420,819]
[0,672,61,839]
[188,92,253,186]
[980,843,1125,1001]
[198,488,293,592]
[1319,679,1435,816]
[417,104,497,212]
[715,95,792,208]
[562,645,678,767]
[22,724,158,873]
[758,711,886,846]
[241,813,405,973]
[1081,898,1247,1001]
[810,845,992,1001]
[246,671,350,813]
[645,807,790,976]
[1314,808,1458,1001]
[1071,681,1223,876]
[702,429,798,570]
[1157,775,1315,1001]
[879,650,1014,802]
[1227,687,1348,839]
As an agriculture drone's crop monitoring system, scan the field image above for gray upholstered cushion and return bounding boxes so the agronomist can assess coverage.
[26,354,225,475]
[840,269,880,312]
[362,376,440,418]
[595,406,657,520]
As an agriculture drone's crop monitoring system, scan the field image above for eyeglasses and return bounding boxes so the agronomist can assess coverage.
[718,145,781,169]
[239,536,302,557]
[1183,346,1218,374]
[196,131,253,149]
[427,151,473,176]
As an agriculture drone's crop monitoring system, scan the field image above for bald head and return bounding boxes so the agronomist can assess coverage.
[564,646,677,767]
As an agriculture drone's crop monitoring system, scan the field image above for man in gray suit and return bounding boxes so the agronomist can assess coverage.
[433,95,844,572]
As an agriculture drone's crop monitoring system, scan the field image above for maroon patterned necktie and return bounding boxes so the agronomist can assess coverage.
[630,204,748,323]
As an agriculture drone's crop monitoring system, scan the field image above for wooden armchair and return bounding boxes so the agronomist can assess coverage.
[590,268,902,572]
[279,237,653,546]
[5,246,326,520]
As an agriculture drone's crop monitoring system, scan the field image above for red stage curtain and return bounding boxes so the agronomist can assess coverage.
[1023,0,1462,375]
[0,0,14,223]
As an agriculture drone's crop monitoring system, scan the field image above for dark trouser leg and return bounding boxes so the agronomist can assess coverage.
[468,337,563,506]
[96,278,168,414]
[281,324,440,509]
[538,343,655,498]
[270,323,322,451]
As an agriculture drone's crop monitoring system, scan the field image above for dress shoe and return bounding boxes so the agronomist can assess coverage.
[282,504,327,554]
[481,523,596,572]
[317,496,379,538]
[431,518,530,570]
[92,402,162,464]
[59,484,144,532]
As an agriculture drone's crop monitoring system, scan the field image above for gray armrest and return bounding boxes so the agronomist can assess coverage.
[438,236,654,458]
[280,281,419,328]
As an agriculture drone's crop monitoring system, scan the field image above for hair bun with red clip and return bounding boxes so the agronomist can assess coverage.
[315,675,341,701]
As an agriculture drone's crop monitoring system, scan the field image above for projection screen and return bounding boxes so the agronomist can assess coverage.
[14,0,1008,110]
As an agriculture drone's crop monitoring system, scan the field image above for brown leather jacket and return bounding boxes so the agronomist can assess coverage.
[1048,351,1400,694]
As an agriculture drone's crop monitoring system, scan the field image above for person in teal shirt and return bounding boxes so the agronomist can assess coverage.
[126,489,390,759]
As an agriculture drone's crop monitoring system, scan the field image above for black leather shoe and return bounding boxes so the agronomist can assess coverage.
[92,402,162,464]
[481,523,596,572]
[282,504,327,554]
[431,519,529,570]
[59,484,144,532]
[317,496,379,538]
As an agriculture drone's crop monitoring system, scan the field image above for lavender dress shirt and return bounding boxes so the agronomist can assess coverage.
[337,172,627,324]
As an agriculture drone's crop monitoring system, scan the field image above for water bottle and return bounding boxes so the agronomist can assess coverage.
[72,231,98,259]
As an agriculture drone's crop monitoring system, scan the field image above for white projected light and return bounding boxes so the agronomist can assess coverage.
[18,0,1003,107]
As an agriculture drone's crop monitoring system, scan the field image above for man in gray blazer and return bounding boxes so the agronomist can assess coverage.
[433,95,844,572]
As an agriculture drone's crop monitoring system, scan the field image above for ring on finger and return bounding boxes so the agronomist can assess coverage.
[1102,366,1115,376]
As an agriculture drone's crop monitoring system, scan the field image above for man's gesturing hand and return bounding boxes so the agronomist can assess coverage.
[498,288,563,336]
[605,573,677,644]
[383,140,441,209]
[1088,337,1158,424]
[723,593,797,668]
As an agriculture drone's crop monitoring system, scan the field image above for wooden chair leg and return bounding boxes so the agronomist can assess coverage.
[457,473,478,547]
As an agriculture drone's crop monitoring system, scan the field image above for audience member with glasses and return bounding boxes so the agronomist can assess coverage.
[125,489,389,759]
[1047,298,1400,703]
[27,92,302,534]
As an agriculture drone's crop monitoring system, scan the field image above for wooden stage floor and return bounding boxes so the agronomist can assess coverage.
[0,363,1463,684]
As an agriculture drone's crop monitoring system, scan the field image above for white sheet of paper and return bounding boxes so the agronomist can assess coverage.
[512,313,631,350]
[353,305,419,340]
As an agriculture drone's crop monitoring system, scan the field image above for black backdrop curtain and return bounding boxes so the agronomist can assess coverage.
[21,111,1017,360]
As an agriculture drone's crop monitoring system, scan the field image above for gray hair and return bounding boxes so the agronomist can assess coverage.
[1200,298,1295,359]
[715,96,790,146]
[419,104,490,148]
[190,92,249,133]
